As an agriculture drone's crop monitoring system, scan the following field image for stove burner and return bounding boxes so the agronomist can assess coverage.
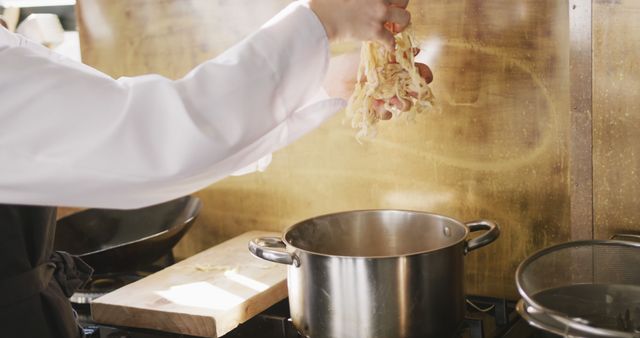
[71,271,153,305]
[222,296,527,338]
[89,273,143,290]
[73,253,173,306]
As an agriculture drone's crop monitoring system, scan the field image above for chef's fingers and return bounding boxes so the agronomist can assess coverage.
[386,7,411,33]
[373,99,393,120]
[389,95,412,112]
[384,22,395,33]
[387,0,409,9]
[375,25,396,51]
[389,46,421,63]
[374,96,413,121]
[416,63,433,84]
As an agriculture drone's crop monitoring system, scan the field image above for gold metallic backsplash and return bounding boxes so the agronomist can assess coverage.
[593,0,640,240]
[76,0,640,298]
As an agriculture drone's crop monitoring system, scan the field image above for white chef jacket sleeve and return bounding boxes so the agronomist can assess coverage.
[0,2,346,209]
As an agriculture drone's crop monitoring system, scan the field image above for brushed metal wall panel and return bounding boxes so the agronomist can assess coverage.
[77,0,289,79]
[569,0,593,241]
[593,0,640,239]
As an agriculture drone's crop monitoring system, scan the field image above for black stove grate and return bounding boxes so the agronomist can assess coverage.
[463,295,514,338]
[220,295,546,338]
[78,295,554,338]
[74,269,550,338]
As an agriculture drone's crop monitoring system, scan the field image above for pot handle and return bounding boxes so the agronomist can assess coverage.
[464,220,500,254]
[248,237,299,267]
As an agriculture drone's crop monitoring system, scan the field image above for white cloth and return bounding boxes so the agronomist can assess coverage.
[0,2,346,209]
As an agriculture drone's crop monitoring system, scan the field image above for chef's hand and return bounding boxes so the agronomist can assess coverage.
[309,0,411,50]
[313,0,432,120]
[0,16,8,29]
[324,51,433,104]
[375,57,433,120]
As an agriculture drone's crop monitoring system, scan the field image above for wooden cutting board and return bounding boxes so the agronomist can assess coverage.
[91,231,288,337]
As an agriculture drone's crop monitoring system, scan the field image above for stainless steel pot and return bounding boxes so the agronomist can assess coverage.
[249,210,500,338]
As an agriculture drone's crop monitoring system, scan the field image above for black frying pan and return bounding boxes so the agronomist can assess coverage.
[54,196,201,274]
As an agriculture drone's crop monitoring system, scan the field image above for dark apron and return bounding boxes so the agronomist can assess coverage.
[0,204,93,338]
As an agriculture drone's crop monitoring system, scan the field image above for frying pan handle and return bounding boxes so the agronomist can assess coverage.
[464,220,500,254]
[249,237,299,267]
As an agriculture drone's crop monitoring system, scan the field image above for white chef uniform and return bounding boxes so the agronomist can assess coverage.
[0,2,346,209]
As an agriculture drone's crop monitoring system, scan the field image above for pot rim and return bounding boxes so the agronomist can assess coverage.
[281,209,471,259]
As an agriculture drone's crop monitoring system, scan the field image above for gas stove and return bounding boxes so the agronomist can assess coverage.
[75,291,554,338]
[219,296,554,338]
[72,254,552,338]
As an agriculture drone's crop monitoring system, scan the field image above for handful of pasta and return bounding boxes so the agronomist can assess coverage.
[345,29,434,141]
